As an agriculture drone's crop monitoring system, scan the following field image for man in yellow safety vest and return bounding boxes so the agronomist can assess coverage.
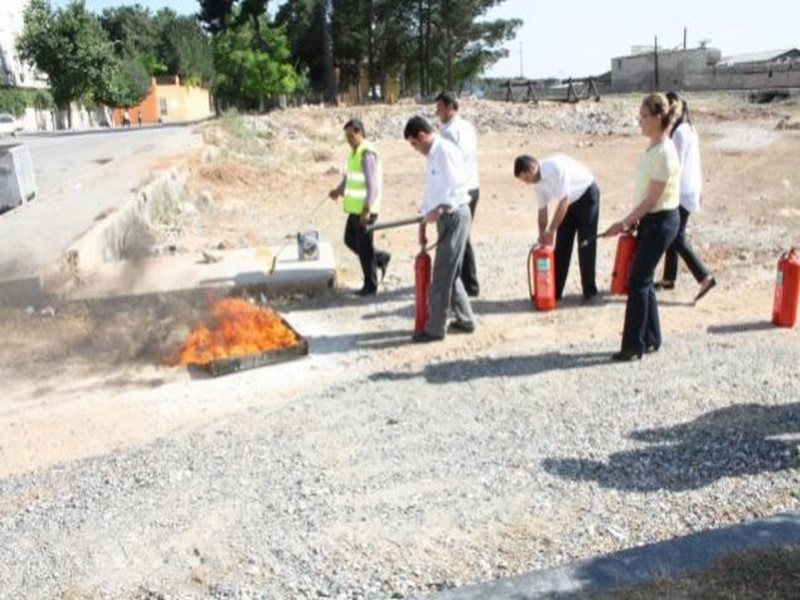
[329,118,391,296]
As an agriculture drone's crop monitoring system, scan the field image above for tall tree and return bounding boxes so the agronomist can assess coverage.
[330,0,368,100]
[436,0,520,91]
[16,0,131,127]
[212,13,298,109]
[198,0,271,34]
[155,10,215,85]
[98,5,159,58]
[277,0,330,98]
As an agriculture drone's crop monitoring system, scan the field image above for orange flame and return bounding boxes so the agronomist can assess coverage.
[168,298,300,366]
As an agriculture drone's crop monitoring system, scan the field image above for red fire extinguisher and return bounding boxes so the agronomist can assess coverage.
[610,232,639,296]
[527,244,556,311]
[414,244,432,334]
[772,247,800,328]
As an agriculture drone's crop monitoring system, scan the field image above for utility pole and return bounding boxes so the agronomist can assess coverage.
[519,41,524,79]
[654,35,660,91]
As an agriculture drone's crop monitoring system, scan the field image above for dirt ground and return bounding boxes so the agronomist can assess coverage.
[0,93,799,479]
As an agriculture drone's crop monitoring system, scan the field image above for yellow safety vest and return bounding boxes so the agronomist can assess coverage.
[343,142,381,215]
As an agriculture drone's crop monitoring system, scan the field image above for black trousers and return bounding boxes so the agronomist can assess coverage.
[621,209,680,353]
[662,205,711,283]
[458,188,480,296]
[344,213,390,292]
[554,182,600,300]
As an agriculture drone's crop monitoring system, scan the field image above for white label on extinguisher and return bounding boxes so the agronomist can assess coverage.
[537,258,550,271]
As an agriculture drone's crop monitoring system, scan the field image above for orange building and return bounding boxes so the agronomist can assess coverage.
[113,76,214,126]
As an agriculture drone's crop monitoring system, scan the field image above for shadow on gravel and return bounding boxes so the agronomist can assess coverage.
[707,320,775,334]
[439,512,800,599]
[310,328,413,354]
[369,351,610,384]
[543,402,800,492]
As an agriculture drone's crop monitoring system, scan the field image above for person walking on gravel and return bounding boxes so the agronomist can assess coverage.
[404,116,475,343]
[514,153,601,304]
[606,93,681,361]
[329,118,391,297]
[435,92,481,297]
[654,92,716,302]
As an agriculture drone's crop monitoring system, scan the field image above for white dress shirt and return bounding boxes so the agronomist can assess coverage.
[533,154,595,208]
[441,115,479,191]
[672,123,703,213]
[422,137,469,215]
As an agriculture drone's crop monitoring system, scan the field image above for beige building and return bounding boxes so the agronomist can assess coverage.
[610,45,800,92]
[0,0,46,88]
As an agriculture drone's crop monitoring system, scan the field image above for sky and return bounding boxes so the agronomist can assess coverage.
[56,0,799,79]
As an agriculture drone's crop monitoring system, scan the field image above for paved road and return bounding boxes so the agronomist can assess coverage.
[0,126,200,292]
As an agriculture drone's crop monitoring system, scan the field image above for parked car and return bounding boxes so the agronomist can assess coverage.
[0,113,23,137]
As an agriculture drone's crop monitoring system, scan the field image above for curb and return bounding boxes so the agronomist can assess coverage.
[438,512,800,599]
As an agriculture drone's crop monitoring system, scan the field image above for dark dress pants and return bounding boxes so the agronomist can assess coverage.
[344,214,389,293]
[621,209,680,353]
[554,182,600,300]
[662,205,711,283]
[458,189,480,296]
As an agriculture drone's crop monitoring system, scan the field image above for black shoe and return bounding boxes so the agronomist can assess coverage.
[355,287,377,297]
[694,276,716,303]
[654,280,675,291]
[379,254,391,282]
[581,293,602,306]
[644,344,659,354]
[447,320,475,334]
[611,349,643,362]
[412,331,444,344]
[466,288,479,298]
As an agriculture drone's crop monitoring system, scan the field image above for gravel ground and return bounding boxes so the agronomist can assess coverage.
[1,296,798,598]
[1,96,799,598]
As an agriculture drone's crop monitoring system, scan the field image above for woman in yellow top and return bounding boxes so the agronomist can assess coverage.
[606,93,681,361]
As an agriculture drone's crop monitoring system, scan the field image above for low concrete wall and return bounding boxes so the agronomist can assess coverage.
[60,168,188,287]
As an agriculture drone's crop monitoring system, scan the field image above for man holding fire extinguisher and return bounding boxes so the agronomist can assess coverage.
[404,116,475,343]
[514,154,601,304]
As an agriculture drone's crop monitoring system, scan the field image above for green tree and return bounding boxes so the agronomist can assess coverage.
[212,14,298,109]
[276,0,337,101]
[155,10,215,85]
[330,0,368,99]
[98,4,159,58]
[198,0,271,34]
[283,0,518,99]
[16,0,121,127]
[436,0,520,91]
[94,54,152,108]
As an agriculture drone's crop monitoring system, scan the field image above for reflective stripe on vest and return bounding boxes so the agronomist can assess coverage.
[343,142,381,215]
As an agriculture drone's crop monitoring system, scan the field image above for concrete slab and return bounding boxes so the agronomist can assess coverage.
[70,242,337,300]
[438,511,800,599]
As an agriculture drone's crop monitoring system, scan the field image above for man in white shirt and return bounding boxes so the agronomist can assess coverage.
[404,116,475,343]
[435,92,480,297]
[514,154,600,303]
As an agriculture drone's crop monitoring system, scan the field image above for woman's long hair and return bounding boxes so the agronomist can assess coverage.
[666,91,692,136]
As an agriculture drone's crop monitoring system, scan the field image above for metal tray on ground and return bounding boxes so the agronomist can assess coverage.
[203,318,309,377]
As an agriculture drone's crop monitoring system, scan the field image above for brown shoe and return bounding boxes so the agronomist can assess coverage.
[694,276,716,303]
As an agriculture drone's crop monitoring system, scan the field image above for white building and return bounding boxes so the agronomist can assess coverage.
[0,0,46,88]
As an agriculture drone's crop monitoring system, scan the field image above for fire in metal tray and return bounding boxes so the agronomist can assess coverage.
[167,298,308,376]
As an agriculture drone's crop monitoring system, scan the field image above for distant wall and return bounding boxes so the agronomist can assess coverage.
[113,77,214,126]
[609,48,800,93]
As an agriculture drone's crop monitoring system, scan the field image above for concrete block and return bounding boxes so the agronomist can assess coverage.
[0,143,37,211]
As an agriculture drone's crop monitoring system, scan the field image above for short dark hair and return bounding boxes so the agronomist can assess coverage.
[343,118,365,135]
[434,91,459,110]
[514,155,537,177]
[404,115,433,139]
